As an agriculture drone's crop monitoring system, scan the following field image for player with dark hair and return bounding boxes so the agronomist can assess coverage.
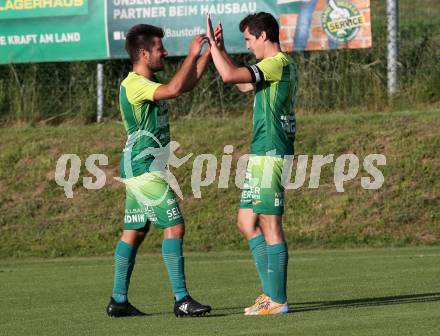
[106,24,211,318]
[207,12,298,315]
[239,12,280,44]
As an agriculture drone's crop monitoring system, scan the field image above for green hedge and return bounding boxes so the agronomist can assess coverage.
[0,0,439,124]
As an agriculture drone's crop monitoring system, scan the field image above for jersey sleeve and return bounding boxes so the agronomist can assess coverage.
[246,65,264,83]
[255,57,283,82]
[125,77,162,104]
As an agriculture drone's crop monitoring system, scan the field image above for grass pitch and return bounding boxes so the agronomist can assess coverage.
[1,247,439,336]
[1,109,439,257]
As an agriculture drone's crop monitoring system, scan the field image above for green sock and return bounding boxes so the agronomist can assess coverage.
[112,240,137,303]
[248,235,270,296]
[267,242,288,304]
[162,238,189,301]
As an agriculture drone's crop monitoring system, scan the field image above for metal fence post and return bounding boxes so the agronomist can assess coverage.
[386,0,399,96]
[97,63,104,123]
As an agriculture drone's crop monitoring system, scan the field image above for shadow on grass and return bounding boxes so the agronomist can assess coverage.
[214,292,440,315]
[290,292,440,313]
[145,309,231,318]
[147,312,231,318]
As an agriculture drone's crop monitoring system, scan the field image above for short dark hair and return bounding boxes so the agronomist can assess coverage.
[125,24,164,63]
[239,12,280,43]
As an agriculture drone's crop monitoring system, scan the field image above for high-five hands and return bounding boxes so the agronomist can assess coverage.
[206,12,215,44]
[214,21,225,50]
[206,12,224,50]
[189,34,208,57]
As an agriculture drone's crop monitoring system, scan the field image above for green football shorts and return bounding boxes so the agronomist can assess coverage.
[123,171,184,230]
[239,155,285,216]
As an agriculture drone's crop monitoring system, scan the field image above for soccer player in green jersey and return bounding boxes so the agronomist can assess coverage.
[106,24,211,317]
[207,12,297,315]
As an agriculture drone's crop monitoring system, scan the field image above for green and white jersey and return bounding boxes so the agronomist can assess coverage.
[119,72,170,178]
[247,52,298,156]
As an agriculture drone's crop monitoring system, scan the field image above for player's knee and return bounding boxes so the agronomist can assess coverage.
[237,213,249,230]
[164,223,185,239]
[177,225,185,239]
[236,218,247,233]
[135,230,148,240]
[121,229,148,247]
[236,220,254,239]
[259,215,284,243]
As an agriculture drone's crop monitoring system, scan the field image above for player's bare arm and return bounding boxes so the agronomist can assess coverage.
[154,35,207,100]
[206,13,253,85]
[212,20,254,93]
[195,47,212,81]
[181,42,212,93]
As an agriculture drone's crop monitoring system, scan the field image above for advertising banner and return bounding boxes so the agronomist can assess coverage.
[0,0,107,63]
[0,0,371,64]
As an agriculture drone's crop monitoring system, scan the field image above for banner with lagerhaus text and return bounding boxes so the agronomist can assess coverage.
[0,0,371,64]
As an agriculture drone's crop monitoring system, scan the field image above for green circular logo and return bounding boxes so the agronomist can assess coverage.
[322,0,364,43]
